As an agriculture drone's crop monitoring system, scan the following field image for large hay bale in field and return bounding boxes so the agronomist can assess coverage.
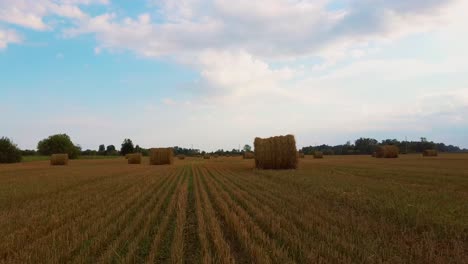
[50,154,69,166]
[313,151,323,159]
[254,134,298,170]
[243,152,254,159]
[375,145,399,158]
[177,154,186,160]
[298,152,305,158]
[149,148,174,165]
[423,149,438,157]
[127,153,142,164]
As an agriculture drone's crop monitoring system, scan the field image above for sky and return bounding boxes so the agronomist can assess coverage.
[0,0,467,151]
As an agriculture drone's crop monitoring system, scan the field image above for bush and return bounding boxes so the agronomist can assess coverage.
[37,134,80,159]
[0,137,22,163]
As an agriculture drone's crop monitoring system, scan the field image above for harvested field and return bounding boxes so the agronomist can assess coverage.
[0,154,467,263]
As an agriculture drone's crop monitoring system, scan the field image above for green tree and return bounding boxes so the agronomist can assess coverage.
[120,139,134,156]
[0,137,22,163]
[98,144,106,154]
[106,145,117,156]
[37,134,80,159]
[243,144,252,152]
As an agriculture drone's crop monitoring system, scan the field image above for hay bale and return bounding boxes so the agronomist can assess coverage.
[375,145,399,158]
[127,153,142,164]
[423,149,438,157]
[177,154,186,160]
[243,152,255,159]
[125,154,130,159]
[254,134,298,170]
[298,152,305,158]
[203,155,211,159]
[313,151,323,159]
[149,148,174,165]
[50,154,69,166]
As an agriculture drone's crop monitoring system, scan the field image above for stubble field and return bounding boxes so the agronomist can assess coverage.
[0,154,467,263]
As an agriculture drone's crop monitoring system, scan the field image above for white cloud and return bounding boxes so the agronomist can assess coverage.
[0,0,108,30]
[0,28,21,49]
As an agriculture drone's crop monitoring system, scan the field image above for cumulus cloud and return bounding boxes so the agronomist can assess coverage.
[0,28,21,49]
[0,0,108,30]
[65,0,458,60]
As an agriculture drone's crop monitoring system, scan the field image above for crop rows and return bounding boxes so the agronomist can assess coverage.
[0,155,466,263]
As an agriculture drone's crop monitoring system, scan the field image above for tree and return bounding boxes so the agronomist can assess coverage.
[120,139,134,156]
[243,144,252,152]
[106,145,117,156]
[355,138,378,155]
[135,145,141,153]
[98,144,106,154]
[0,137,22,163]
[37,134,80,159]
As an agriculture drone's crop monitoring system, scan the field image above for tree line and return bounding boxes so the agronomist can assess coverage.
[1,134,466,163]
[300,137,467,155]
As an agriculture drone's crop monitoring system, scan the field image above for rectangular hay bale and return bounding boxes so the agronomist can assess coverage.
[254,134,298,169]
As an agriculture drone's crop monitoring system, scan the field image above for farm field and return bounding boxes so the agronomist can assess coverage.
[0,154,467,263]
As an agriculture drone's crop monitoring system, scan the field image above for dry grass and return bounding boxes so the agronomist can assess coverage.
[0,154,467,263]
[50,154,69,165]
[177,154,186,160]
[254,134,298,169]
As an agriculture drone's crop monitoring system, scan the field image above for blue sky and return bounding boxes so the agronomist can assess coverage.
[1,0,467,151]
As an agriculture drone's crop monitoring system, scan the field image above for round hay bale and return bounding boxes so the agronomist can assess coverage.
[375,145,399,158]
[127,153,142,164]
[203,155,211,159]
[177,154,186,160]
[298,152,305,158]
[50,154,69,166]
[243,152,255,159]
[149,148,174,165]
[313,151,323,159]
[422,149,438,157]
[254,134,298,170]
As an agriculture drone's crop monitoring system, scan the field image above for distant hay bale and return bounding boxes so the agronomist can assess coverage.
[298,152,305,158]
[149,148,174,165]
[313,151,323,159]
[50,154,69,166]
[203,155,211,159]
[254,134,298,170]
[243,152,255,159]
[423,149,438,157]
[375,145,399,158]
[177,154,186,160]
[127,153,142,164]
